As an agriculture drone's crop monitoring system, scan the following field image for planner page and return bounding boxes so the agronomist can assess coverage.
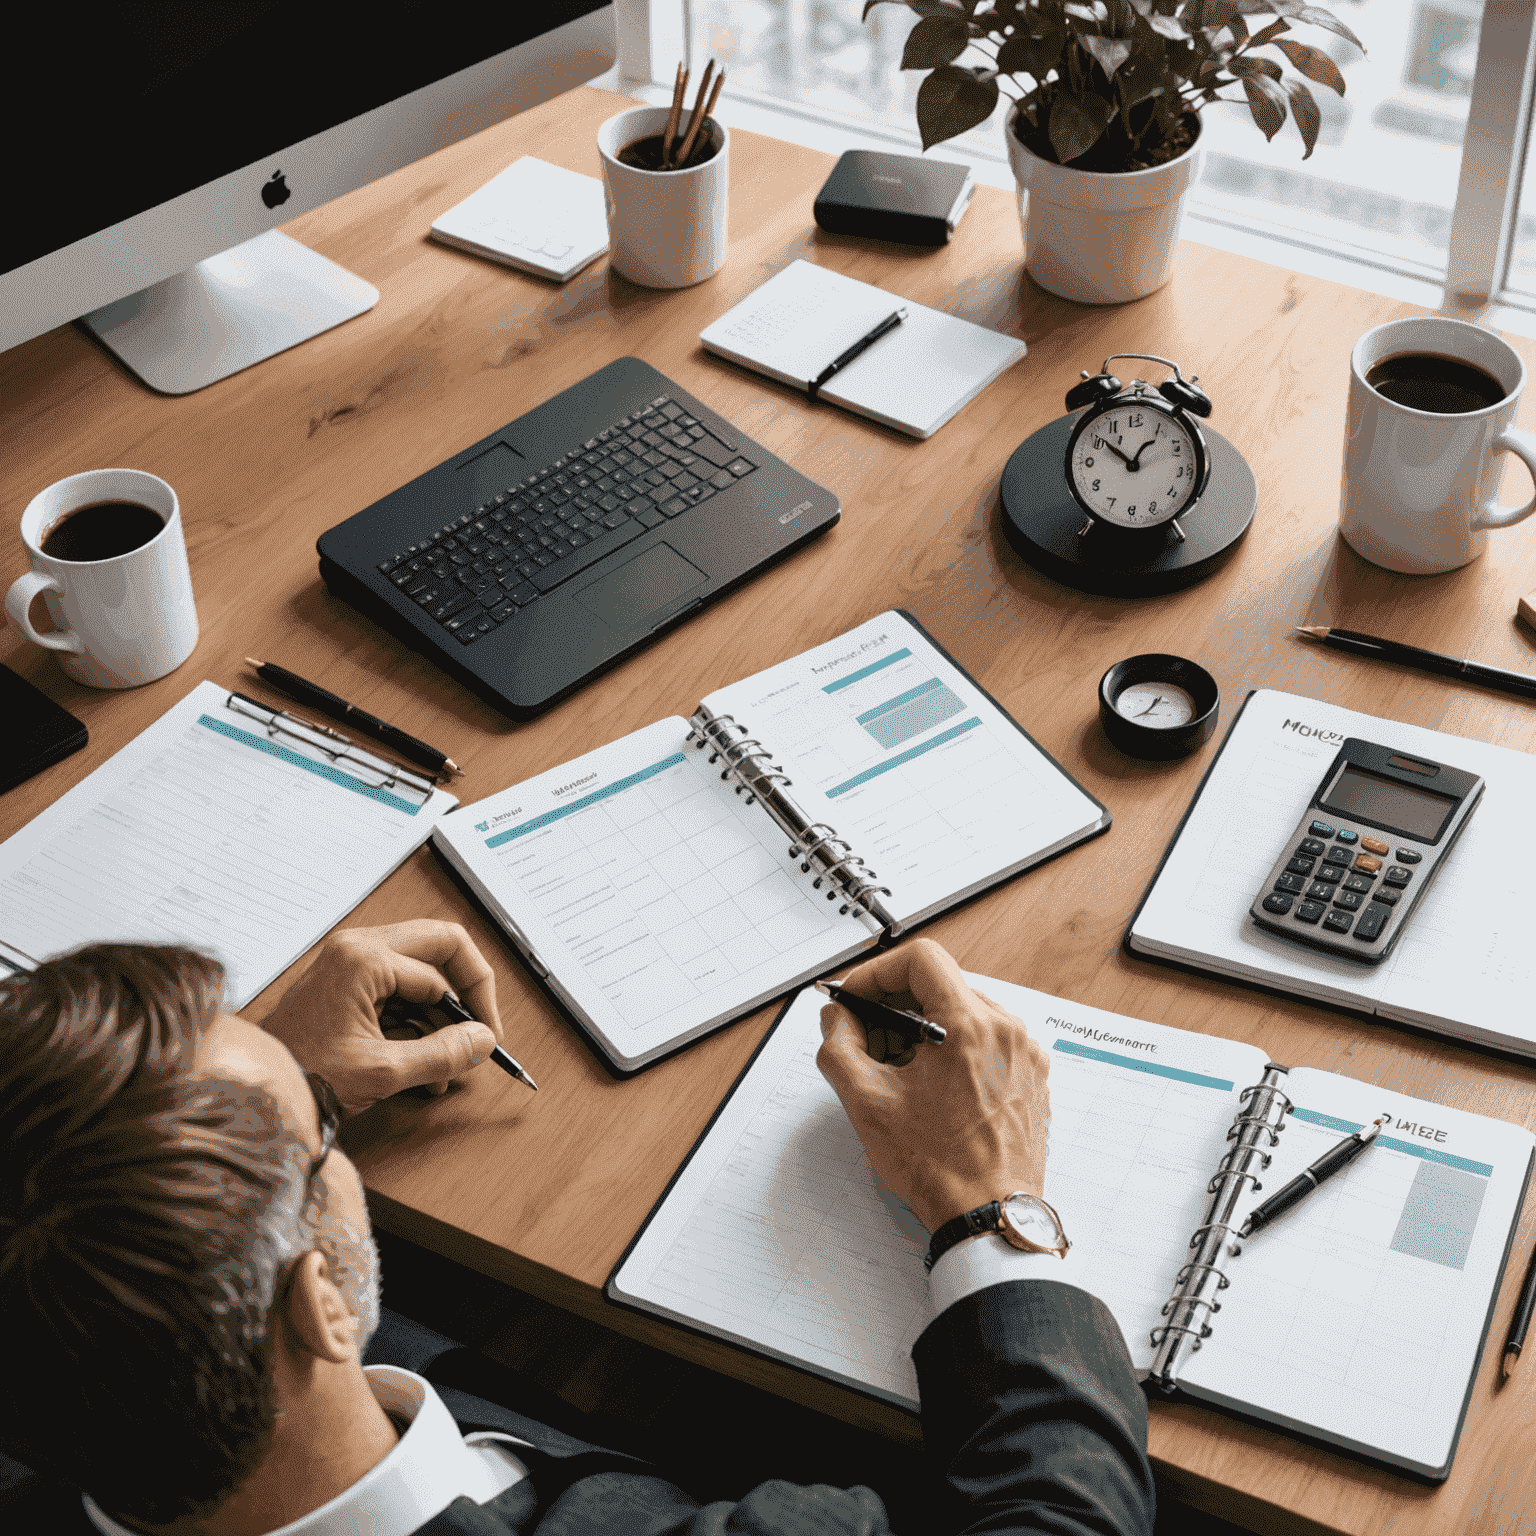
[431,718,878,1072]
[702,612,1108,930]
[1185,1069,1535,1477]
[609,975,1268,1407]
[1127,689,1536,1053]
[0,682,455,1007]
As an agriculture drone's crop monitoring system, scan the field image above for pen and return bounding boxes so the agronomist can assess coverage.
[433,992,539,1090]
[808,308,907,401]
[1501,1237,1536,1383]
[1295,626,1536,703]
[814,979,946,1046]
[1238,1115,1384,1239]
[245,658,462,779]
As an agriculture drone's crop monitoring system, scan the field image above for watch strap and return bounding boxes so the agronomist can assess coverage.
[924,1200,1002,1274]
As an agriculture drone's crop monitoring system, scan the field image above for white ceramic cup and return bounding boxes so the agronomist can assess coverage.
[1340,317,1536,574]
[6,468,198,688]
[596,105,729,289]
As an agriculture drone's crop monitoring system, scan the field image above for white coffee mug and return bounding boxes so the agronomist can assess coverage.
[1340,316,1536,574]
[6,468,198,688]
[596,106,729,289]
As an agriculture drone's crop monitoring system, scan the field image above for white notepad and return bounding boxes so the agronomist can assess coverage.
[1126,688,1536,1056]
[609,975,1535,1479]
[432,612,1106,1072]
[0,682,457,1005]
[699,260,1028,438]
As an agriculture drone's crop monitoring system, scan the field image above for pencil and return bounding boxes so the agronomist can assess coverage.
[662,62,687,166]
[1295,625,1536,703]
[675,59,716,167]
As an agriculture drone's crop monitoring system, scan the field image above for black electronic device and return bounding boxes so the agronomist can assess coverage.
[317,357,840,720]
[1249,738,1483,964]
[0,665,88,794]
[812,149,975,245]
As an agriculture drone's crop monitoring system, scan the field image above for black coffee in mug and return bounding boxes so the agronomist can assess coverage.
[41,500,166,562]
[1365,351,1507,415]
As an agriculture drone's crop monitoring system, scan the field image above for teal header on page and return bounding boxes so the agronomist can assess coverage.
[198,715,422,815]
[1053,1037,1235,1092]
[485,753,687,847]
[825,716,980,799]
[1291,1107,1494,1178]
[822,648,910,694]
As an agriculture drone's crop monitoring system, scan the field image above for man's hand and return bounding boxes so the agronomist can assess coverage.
[816,939,1049,1234]
[259,921,505,1112]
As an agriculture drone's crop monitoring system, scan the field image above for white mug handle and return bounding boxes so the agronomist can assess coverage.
[1473,425,1536,531]
[5,568,84,654]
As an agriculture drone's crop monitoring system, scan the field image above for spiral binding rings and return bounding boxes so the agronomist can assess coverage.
[1149,1322,1211,1350]
[1174,1260,1230,1294]
[1207,1144,1268,1195]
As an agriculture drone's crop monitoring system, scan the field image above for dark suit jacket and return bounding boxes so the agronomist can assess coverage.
[2,1279,1152,1535]
[397,1279,1154,1536]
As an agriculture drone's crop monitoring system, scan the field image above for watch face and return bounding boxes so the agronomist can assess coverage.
[1001,1193,1063,1250]
[1114,681,1197,728]
[1068,397,1201,528]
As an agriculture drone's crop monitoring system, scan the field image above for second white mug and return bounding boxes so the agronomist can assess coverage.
[6,468,198,689]
[1340,316,1536,574]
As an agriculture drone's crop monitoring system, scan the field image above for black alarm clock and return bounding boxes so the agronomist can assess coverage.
[1063,355,1212,541]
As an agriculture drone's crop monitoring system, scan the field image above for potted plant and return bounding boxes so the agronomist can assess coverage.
[868,0,1363,303]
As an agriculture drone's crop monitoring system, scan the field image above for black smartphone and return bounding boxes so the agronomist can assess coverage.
[1,664,87,794]
[1249,738,1483,964]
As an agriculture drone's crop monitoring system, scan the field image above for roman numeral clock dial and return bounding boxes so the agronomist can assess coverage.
[997,352,1257,596]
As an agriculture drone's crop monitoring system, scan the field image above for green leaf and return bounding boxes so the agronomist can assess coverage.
[1295,6,1365,53]
[1274,36,1348,92]
[1143,12,1191,40]
[915,63,1001,148]
[997,28,1066,79]
[902,14,972,68]
[1118,42,1168,106]
[1229,55,1282,80]
[1284,77,1321,158]
[1081,33,1133,78]
[1247,19,1290,48]
[1064,1,1109,23]
[1240,71,1289,141]
[1047,89,1114,162]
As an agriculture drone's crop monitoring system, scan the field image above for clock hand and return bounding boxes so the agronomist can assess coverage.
[1096,438,1135,467]
[1134,695,1165,718]
[1129,439,1157,469]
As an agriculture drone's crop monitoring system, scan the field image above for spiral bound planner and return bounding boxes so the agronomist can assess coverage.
[608,976,1535,1481]
[431,612,1108,1072]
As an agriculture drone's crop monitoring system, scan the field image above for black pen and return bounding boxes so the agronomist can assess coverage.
[1501,1237,1536,1383]
[246,659,462,780]
[1296,626,1536,703]
[808,307,907,400]
[434,992,538,1090]
[814,979,945,1046]
[1238,1116,1384,1239]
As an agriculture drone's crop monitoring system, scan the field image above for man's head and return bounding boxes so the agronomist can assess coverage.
[0,944,380,1527]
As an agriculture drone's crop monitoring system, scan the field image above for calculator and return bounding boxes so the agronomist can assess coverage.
[1249,738,1483,964]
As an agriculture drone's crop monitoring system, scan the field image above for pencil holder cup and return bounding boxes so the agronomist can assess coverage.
[597,106,729,289]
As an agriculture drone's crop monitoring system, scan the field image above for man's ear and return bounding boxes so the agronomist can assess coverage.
[282,1250,358,1364]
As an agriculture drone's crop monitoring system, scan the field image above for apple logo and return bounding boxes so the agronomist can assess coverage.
[262,171,291,209]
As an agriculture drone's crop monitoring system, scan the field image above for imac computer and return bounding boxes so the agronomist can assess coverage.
[1,4,615,394]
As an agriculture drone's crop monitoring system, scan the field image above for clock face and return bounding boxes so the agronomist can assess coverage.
[1114,681,1197,728]
[1068,399,1201,528]
[1002,1193,1062,1249]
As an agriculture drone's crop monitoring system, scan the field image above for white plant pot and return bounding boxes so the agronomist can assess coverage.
[1003,105,1204,304]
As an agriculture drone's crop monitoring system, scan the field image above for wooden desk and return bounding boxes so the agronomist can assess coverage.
[5,85,1536,1536]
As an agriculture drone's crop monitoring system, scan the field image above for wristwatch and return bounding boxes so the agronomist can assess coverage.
[924,1191,1070,1273]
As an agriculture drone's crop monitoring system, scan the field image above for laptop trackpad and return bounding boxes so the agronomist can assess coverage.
[574,543,707,630]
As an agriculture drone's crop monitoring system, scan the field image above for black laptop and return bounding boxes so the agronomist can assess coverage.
[317,357,840,718]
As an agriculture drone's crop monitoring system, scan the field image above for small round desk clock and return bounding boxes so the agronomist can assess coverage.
[1098,655,1220,760]
[999,355,1257,596]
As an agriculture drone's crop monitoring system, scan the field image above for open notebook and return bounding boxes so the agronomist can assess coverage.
[1125,688,1536,1056]
[432,612,1106,1072]
[699,260,1027,439]
[0,682,456,1005]
[609,976,1534,1480]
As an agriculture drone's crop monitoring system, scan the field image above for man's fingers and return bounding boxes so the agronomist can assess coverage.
[380,950,506,1046]
[380,1021,496,1094]
[816,1005,888,1098]
[838,938,975,1020]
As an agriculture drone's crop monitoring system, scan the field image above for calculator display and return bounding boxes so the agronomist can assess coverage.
[1319,764,1457,842]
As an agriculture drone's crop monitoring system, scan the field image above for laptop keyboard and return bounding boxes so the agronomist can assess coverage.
[375,394,758,646]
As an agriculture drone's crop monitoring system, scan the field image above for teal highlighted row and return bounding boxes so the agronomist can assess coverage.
[486,753,687,847]
[822,648,911,694]
[1053,1038,1234,1092]
[1291,1107,1493,1178]
[825,716,981,799]
[198,715,422,815]
[856,676,943,725]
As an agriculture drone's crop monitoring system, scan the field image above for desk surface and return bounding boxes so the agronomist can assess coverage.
[6,85,1536,1536]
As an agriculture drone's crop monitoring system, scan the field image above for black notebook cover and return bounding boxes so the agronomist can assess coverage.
[1,665,87,795]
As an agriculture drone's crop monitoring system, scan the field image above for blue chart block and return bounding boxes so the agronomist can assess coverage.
[1389,1160,1488,1271]
[861,681,965,750]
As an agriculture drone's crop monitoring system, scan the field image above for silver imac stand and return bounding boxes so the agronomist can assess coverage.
[80,230,378,396]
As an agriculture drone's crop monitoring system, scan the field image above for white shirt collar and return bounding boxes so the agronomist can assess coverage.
[82,1365,528,1536]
